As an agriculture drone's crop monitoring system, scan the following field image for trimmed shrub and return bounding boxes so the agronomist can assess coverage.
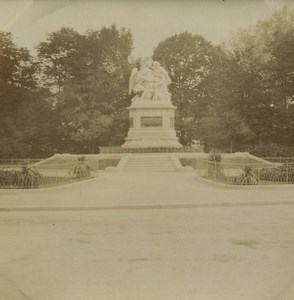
[206,150,224,179]
[235,165,259,185]
[16,162,43,188]
[71,156,92,179]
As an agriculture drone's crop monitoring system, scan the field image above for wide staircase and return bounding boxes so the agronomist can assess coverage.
[123,154,176,172]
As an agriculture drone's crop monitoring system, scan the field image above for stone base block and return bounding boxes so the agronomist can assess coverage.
[122,138,182,148]
[122,100,182,149]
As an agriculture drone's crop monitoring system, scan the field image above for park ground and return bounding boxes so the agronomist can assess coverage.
[0,171,294,300]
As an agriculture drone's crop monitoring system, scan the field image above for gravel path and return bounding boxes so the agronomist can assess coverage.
[0,172,293,209]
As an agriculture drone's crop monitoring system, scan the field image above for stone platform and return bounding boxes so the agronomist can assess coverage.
[122,100,182,148]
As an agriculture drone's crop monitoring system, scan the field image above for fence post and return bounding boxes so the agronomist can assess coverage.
[286,161,289,184]
[79,175,82,199]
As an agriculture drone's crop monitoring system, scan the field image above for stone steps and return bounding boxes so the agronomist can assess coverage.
[123,155,176,172]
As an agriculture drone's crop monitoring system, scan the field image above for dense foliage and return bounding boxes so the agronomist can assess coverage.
[0,163,43,188]
[1,6,294,158]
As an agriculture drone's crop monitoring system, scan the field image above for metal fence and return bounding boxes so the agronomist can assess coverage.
[1,157,294,188]
[197,160,294,185]
[0,161,99,189]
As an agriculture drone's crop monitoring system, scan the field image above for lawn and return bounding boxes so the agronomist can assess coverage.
[32,156,120,171]
[180,156,273,170]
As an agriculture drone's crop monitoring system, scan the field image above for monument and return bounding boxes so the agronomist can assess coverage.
[122,56,182,148]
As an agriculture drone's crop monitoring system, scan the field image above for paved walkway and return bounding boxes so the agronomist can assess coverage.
[1,172,294,300]
[0,172,293,210]
[1,206,294,300]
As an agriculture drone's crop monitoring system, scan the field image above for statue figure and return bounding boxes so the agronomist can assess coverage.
[152,61,171,102]
[129,57,155,100]
[128,55,141,96]
[128,66,141,95]
[136,57,155,100]
[128,56,172,103]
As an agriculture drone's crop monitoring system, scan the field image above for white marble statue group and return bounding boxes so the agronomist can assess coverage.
[128,56,172,103]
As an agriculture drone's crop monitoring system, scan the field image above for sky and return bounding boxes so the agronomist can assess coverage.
[0,0,293,57]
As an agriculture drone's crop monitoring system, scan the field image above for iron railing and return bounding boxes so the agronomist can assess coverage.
[0,162,99,189]
[197,160,294,185]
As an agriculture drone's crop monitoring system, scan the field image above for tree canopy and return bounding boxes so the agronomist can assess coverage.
[1,6,294,158]
[153,6,294,155]
[0,32,56,158]
[37,25,133,153]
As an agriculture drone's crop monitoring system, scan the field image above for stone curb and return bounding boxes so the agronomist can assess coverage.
[0,200,294,212]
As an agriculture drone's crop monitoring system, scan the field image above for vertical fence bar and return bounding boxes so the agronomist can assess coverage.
[226,168,229,184]
[79,171,82,199]
[286,161,289,184]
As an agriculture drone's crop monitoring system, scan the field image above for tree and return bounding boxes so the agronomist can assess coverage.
[225,5,294,154]
[0,31,58,158]
[153,32,228,146]
[267,28,294,146]
[37,27,86,92]
[38,25,133,153]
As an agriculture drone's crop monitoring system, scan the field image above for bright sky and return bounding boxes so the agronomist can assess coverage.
[0,0,293,57]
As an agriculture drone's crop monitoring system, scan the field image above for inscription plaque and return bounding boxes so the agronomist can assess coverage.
[140,117,163,127]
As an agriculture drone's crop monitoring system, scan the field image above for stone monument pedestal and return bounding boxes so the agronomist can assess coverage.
[122,100,182,148]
